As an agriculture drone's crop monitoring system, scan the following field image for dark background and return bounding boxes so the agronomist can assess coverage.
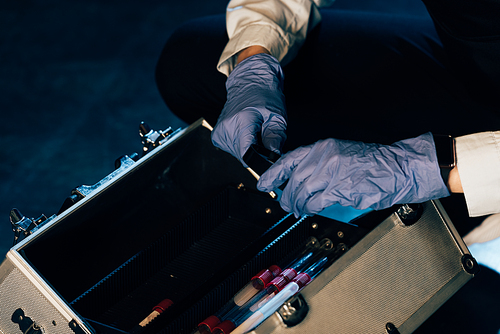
[0,0,431,258]
[1,0,498,332]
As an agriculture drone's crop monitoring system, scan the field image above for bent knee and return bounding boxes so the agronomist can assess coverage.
[155,15,228,125]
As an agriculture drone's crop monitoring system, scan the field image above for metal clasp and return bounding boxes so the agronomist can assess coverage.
[139,121,175,155]
[10,209,52,245]
[396,203,423,226]
[11,309,44,334]
[277,294,309,327]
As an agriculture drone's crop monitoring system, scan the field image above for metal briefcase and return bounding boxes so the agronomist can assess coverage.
[249,200,477,334]
[0,119,478,334]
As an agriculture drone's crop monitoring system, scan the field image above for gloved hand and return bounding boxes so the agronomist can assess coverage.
[211,53,287,167]
[257,133,450,217]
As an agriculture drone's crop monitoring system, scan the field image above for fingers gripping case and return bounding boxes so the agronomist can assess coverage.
[0,119,477,334]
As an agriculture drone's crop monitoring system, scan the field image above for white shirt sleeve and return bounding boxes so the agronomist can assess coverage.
[217,0,335,76]
[455,131,500,217]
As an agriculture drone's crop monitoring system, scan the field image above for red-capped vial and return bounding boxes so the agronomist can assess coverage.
[153,299,173,313]
[268,265,282,277]
[276,268,297,283]
[192,315,221,334]
[212,320,236,334]
[250,265,281,289]
[291,273,312,289]
[267,276,290,292]
[138,298,173,328]
[234,266,282,306]
[249,275,293,313]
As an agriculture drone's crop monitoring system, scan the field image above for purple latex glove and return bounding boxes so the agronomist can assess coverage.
[257,133,450,217]
[211,53,287,167]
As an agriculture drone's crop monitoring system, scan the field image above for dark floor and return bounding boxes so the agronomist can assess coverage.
[1,1,498,333]
[0,0,226,255]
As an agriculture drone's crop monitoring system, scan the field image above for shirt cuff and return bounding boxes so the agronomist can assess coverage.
[217,24,289,77]
[456,131,500,216]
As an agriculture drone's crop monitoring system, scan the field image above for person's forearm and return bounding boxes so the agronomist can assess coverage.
[218,0,326,76]
[236,46,270,65]
[447,166,463,193]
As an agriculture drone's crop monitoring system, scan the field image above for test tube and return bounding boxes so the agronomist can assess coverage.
[219,240,331,329]
[213,268,297,332]
[130,299,173,333]
[231,257,328,334]
[192,238,320,334]
[213,256,329,334]
[233,265,282,306]
[191,265,281,334]
[282,239,332,277]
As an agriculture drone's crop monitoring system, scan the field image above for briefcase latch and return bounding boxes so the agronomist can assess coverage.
[11,309,44,334]
[139,121,178,155]
[10,208,54,245]
[277,293,309,327]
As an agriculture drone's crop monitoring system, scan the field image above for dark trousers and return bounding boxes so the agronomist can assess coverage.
[155,5,500,229]
[155,3,500,333]
[156,5,500,148]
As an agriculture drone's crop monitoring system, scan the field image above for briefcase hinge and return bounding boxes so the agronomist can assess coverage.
[69,319,87,334]
[57,154,138,214]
